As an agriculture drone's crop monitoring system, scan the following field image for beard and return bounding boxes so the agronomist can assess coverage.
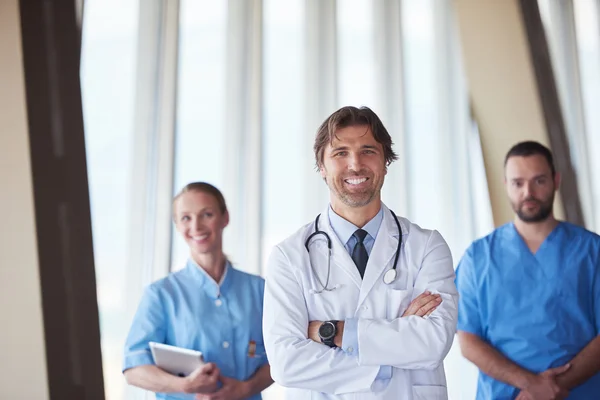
[513,194,554,223]
[327,172,384,208]
[336,185,379,207]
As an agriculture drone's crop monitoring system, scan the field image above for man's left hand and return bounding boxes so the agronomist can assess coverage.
[308,321,344,347]
[195,376,249,400]
[514,364,571,400]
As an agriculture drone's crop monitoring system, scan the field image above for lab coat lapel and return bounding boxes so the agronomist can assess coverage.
[312,207,362,290]
[358,205,400,306]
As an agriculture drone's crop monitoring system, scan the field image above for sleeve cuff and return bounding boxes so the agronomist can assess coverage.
[122,349,154,372]
[456,323,482,337]
[375,366,392,381]
[341,318,359,357]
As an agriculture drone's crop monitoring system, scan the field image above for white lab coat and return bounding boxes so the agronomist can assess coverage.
[263,204,458,400]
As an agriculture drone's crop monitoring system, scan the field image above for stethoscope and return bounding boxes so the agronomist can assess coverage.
[304,210,403,294]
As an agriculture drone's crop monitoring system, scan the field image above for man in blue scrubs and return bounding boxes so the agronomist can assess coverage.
[456,141,600,399]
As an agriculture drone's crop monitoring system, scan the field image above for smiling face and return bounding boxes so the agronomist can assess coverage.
[319,125,387,211]
[505,154,559,223]
[173,190,229,257]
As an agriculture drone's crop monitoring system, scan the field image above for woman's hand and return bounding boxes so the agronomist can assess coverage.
[182,363,221,394]
[195,376,250,400]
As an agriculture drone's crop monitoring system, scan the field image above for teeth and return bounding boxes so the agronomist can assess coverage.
[345,178,367,185]
[192,234,208,240]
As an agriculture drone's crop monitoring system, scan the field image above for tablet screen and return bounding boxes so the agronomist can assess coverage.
[149,342,205,377]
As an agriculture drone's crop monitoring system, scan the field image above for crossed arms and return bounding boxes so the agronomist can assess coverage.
[263,231,458,394]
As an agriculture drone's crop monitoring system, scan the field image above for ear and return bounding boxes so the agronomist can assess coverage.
[223,210,230,228]
[319,164,326,179]
[173,217,185,236]
[503,176,511,196]
[554,172,561,190]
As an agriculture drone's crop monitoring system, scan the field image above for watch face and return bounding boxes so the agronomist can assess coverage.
[319,322,335,339]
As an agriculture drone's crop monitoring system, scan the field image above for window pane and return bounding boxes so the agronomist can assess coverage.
[171,0,227,271]
[337,0,377,107]
[261,0,304,397]
[80,0,139,399]
[574,0,600,231]
[402,0,441,227]
[261,0,306,266]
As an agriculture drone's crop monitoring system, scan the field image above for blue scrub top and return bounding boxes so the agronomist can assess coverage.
[123,260,268,400]
[456,222,600,399]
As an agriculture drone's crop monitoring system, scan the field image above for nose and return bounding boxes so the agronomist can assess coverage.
[347,152,362,171]
[523,181,535,198]
[192,217,203,231]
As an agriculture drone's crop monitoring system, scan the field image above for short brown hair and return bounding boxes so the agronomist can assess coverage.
[504,141,556,177]
[173,182,228,216]
[313,106,398,169]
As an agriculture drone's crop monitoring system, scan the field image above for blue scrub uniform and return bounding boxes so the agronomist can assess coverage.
[123,260,268,400]
[456,222,600,400]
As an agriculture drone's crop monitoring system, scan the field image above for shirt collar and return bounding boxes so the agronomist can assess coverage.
[507,220,564,241]
[184,258,232,298]
[328,205,384,245]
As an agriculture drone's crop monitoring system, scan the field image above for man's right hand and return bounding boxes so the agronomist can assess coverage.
[515,364,571,400]
[401,291,442,317]
[182,363,221,394]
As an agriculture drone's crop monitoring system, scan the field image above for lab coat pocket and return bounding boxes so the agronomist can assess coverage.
[387,288,413,319]
[412,385,448,400]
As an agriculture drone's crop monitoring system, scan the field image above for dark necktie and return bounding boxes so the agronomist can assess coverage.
[351,229,369,278]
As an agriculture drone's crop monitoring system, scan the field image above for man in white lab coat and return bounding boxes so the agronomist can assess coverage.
[263,106,458,399]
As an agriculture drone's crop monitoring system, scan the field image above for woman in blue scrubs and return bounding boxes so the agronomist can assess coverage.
[123,182,273,400]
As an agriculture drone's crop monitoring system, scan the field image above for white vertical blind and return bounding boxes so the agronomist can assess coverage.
[222,0,264,274]
[337,0,377,107]
[262,0,306,269]
[373,0,408,216]
[538,0,596,231]
[573,0,600,232]
[171,0,227,271]
[303,0,338,219]
[125,1,181,399]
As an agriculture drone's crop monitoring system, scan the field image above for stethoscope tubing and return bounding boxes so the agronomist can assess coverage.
[304,209,403,292]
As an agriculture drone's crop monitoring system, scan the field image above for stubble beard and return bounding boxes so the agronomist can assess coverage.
[514,194,554,223]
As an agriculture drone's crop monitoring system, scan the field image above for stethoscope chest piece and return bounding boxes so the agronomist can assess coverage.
[383,268,397,285]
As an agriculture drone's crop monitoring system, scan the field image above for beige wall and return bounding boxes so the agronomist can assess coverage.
[454,0,564,226]
[0,1,50,398]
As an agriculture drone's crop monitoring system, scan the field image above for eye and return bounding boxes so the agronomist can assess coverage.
[363,149,375,155]
[334,151,348,157]
[202,212,214,218]
[535,178,547,185]
[181,215,190,222]
[513,181,523,188]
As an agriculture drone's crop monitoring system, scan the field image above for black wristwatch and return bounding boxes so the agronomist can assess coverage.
[318,320,339,348]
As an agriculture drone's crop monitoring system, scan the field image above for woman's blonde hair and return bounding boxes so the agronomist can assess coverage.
[173,182,228,217]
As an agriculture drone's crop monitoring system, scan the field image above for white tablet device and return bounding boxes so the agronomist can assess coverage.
[149,342,205,377]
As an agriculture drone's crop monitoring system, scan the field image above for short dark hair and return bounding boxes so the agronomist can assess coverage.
[313,106,399,169]
[173,182,228,216]
[504,141,556,177]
